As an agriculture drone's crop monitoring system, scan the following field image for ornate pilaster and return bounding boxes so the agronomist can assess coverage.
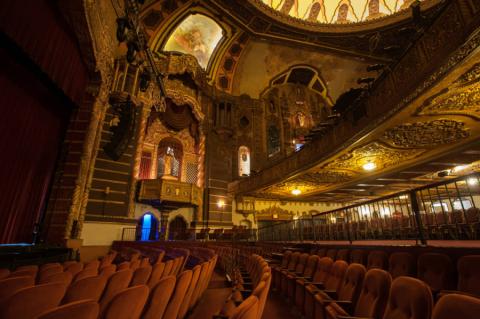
[160,211,169,240]
[64,82,111,240]
[127,102,152,218]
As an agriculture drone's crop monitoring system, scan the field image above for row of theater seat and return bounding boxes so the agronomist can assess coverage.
[272,250,480,319]
[214,254,271,319]
[0,246,217,319]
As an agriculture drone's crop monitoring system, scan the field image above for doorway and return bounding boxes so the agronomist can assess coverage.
[138,213,158,241]
[168,216,188,240]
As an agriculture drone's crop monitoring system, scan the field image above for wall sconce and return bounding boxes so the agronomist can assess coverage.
[217,199,225,208]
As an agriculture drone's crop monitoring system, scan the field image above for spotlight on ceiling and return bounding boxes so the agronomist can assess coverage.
[366,64,385,72]
[291,189,301,196]
[362,162,376,171]
[467,177,478,186]
[452,165,468,174]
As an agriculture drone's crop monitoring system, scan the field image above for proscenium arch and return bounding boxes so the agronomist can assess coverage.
[148,6,235,81]
[263,64,334,106]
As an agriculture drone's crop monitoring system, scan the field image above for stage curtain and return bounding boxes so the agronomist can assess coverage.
[139,152,152,179]
[0,0,88,105]
[0,47,70,244]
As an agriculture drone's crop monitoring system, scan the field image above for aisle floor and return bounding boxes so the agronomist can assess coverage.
[188,271,299,319]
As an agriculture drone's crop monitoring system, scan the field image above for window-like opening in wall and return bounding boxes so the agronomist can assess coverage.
[238,146,251,176]
[239,116,249,128]
[157,138,183,179]
[267,125,281,157]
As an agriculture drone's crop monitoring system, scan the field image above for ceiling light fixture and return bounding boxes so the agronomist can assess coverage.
[467,177,478,186]
[452,165,468,173]
[291,189,301,196]
[363,161,376,171]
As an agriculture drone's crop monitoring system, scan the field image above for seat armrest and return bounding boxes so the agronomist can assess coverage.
[324,290,337,299]
[313,282,325,290]
[321,300,353,313]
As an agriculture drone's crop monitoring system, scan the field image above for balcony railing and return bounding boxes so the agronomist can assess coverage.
[258,173,480,244]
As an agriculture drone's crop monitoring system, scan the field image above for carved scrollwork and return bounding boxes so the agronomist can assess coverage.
[383,119,470,148]
[454,63,480,86]
[418,85,480,119]
[323,141,425,173]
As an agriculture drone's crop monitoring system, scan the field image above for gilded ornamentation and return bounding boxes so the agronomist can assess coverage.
[418,86,480,119]
[323,141,424,173]
[164,79,204,121]
[454,63,480,86]
[294,171,353,184]
[383,119,470,148]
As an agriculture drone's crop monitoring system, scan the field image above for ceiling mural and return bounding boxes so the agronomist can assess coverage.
[257,0,420,24]
[163,14,224,69]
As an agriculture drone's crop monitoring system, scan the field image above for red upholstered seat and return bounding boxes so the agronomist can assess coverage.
[432,294,480,319]
[101,285,149,319]
[383,276,433,319]
[130,265,152,286]
[37,300,99,319]
[63,274,107,304]
[142,276,176,319]
[0,282,67,319]
[417,253,453,292]
[99,269,133,316]
[367,250,388,270]
[388,252,415,279]
[163,270,193,319]
[0,276,35,303]
[325,268,391,319]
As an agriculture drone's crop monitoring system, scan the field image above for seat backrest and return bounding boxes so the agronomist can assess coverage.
[325,260,348,292]
[130,265,152,286]
[39,264,64,282]
[326,249,337,260]
[336,249,350,261]
[37,300,99,319]
[432,293,480,319]
[367,250,389,270]
[354,269,392,319]
[457,255,480,296]
[63,274,107,304]
[142,276,176,319]
[0,268,10,280]
[383,276,433,319]
[303,255,319,278]
[84,260,100,271]
[287,252,301,271]
[350,250,367,265]
[337,263,366,306]
[162,259,174,278]
[99,264,117,279]
[230,295,259,319]
[99,269,133,315]
[177,265,201,319]
[102,285,149,319]
[280,250,292,268]
[40,263,62,272]
[65,262,84,278]
[388,252,415,279]
[417,253,453,291]
[163,270,193,319]
[294,253,309,273]
[74,267,98,282]
[316,248,327,257]
[0,282,67,319]
[0,276,35,302]
[147,262,166,289]
[254,272,271,319]
[312,257,334,282]
[39,271,73,286]
[189,261,209,309]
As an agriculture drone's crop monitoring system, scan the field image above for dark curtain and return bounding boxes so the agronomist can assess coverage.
[0,0,89,105]
[0,47,70,243]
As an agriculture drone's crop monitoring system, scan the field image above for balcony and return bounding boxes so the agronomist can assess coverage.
[137,179,203,211]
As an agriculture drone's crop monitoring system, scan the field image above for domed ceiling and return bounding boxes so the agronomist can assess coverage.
[255,0,421,24]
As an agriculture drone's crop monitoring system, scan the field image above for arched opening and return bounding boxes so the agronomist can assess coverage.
[238,146,251,176]
[163,14,224,70]
[168,215,188,240]
[138,213,158,241]
[157,137,183,179]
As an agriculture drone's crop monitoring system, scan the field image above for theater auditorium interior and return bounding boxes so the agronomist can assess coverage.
[1,0,480,318]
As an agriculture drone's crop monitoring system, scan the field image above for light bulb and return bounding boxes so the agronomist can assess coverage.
[363,161,376,171]
[291,189,301,196]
